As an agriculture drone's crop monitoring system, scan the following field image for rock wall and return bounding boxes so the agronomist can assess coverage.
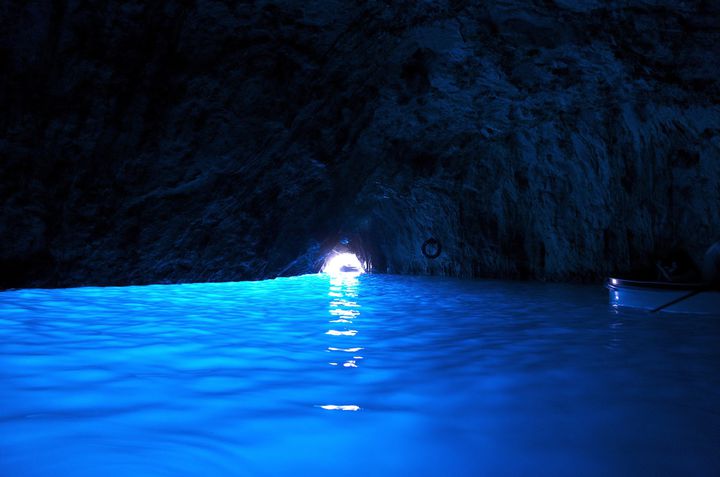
[1,0,719,288]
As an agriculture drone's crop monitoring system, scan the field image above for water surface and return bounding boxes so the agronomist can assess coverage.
[1,274,719,476]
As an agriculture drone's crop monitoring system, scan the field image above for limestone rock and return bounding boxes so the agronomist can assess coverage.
[1,1,719,287]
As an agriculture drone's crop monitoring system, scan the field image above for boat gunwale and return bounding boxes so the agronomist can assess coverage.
[606,278,710,292]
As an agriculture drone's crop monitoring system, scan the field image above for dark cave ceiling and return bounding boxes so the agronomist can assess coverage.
[1,0,719,288]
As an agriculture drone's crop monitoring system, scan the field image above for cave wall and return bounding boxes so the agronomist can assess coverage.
[1,0,719,288]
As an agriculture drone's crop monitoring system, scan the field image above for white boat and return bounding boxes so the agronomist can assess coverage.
[607,278,720,314]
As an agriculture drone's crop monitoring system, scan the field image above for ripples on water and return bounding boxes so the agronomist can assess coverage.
[1,274,719,476]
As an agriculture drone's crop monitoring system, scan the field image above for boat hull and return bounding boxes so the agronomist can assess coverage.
[607,278,720,314]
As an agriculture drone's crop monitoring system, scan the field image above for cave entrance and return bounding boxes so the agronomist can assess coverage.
[322,252,365,275]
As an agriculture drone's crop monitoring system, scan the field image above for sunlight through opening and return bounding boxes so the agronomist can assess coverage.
[322,252,365,275]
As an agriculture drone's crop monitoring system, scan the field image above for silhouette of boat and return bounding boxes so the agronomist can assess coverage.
[607,278,720,314]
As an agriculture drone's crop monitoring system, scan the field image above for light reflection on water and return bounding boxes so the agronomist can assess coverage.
[1,274,719,476]
[323,274,363,403]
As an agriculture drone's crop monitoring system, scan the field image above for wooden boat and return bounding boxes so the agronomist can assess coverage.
[606,278,720,314]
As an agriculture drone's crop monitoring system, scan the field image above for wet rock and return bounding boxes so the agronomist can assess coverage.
[1,1,719,288]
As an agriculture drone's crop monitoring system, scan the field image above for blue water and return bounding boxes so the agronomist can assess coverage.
[1,274,719,476]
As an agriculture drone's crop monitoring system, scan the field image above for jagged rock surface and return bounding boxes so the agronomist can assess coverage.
[1,0,719,288]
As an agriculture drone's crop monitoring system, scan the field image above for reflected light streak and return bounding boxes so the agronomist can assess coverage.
[320,266,364,406]
[329,309,359,316]
[318,405,361,411]
[326,330,358,336]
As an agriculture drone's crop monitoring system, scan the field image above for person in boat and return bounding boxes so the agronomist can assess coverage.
[655,246,701,282]
[703,241,720,284]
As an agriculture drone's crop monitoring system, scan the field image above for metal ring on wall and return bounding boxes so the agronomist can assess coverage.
[421,238,442,259]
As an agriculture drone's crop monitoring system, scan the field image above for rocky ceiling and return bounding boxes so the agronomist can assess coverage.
[1,0,719,288]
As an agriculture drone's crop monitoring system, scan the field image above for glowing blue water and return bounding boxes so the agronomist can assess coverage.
[1,274,719,476]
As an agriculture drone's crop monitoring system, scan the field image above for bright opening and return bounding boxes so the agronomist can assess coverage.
[322,252,365,275]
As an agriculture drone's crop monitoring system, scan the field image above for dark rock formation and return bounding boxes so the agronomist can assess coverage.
[1,0,719,288]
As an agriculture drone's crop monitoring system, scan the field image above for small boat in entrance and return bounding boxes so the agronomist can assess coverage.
[607,278,720,314]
